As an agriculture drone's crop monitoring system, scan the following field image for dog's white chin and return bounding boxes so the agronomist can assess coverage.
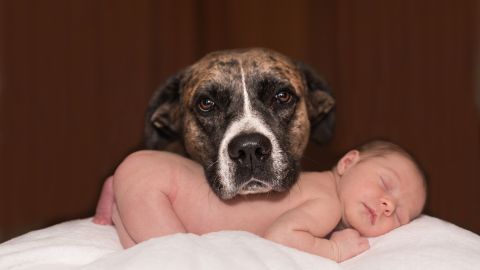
[237,179,273,195]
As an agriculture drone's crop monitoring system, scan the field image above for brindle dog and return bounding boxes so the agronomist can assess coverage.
[144,48,335,199]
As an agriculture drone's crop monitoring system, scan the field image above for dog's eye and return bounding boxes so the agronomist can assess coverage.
[198,97,215,112]
[274,90,293,104]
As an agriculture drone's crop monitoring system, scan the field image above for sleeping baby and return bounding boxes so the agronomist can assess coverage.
[93,140,427,262]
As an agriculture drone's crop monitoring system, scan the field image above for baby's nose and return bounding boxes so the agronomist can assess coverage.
[380,198,395,216]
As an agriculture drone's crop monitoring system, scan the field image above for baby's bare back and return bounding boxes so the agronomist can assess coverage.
[106,151,342,250]
[168,164,340,236]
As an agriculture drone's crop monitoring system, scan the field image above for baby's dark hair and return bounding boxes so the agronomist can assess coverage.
[356,139,428,212]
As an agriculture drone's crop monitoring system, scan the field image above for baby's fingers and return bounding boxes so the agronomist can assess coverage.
[357,237,370,251]
[333,233,370,262]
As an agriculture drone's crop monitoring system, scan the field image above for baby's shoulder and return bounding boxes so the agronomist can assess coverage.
[307,193,341,214]
[298,171,338,198]
[296,171,341,219]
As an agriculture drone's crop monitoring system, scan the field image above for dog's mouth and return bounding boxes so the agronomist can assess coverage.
[237,179,273,195]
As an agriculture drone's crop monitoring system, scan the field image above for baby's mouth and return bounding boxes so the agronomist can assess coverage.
[363,203,377,225]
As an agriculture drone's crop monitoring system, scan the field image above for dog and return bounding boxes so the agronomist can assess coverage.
[144,48,335,199]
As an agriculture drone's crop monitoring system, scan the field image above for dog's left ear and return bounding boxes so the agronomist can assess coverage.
[297,62,335,144]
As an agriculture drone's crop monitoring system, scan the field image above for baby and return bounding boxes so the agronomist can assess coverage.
[93,140,427,262]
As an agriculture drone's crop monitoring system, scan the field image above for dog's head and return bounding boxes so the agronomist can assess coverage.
[145,48,335,199]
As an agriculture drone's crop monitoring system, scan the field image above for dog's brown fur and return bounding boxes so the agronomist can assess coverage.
[145,48,335,199]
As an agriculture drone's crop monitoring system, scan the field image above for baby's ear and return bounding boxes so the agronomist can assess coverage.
[336,150,360,175]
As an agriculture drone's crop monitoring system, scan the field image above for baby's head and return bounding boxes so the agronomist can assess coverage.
[334,140,427,237]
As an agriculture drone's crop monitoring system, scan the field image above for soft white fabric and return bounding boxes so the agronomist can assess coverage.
[0,215,479,270]
[0,219,121,270]
[341,215,480,270]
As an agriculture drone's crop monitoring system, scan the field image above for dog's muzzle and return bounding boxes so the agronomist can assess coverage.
[227,133,274,194]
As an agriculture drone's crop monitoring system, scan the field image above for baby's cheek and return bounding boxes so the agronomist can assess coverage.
[356,222,392,237]
[373,221,399,236]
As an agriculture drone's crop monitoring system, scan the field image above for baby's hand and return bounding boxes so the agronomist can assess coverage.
[330,228,370,262]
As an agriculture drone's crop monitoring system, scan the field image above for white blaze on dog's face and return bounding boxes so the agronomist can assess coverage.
[146,48,335,199]
[217,64,289,197]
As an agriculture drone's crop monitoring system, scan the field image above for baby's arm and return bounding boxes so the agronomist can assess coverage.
[329,228,370,262]
[264,200,369,262]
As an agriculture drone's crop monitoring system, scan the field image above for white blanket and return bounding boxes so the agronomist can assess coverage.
[0,215,479,270]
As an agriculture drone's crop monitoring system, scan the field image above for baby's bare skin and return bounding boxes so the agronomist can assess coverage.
[98,151,360,261]
[94,143,426,262]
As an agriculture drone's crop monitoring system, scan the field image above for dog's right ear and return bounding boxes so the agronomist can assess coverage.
[144,73,183,149]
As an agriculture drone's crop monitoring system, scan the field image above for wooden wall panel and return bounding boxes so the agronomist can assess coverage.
[198,0,313,60]
[0,0,199,240]
[0,0,6,241]
[152,0,201,81]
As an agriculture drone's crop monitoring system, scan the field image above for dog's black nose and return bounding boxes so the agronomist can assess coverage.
[228,133,272,166]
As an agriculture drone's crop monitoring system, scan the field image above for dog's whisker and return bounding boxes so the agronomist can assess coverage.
[294,182,302,196]
[284,186,295,202]
[206,160,219,170]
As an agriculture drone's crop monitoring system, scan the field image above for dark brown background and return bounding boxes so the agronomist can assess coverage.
[1,0,479,242]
